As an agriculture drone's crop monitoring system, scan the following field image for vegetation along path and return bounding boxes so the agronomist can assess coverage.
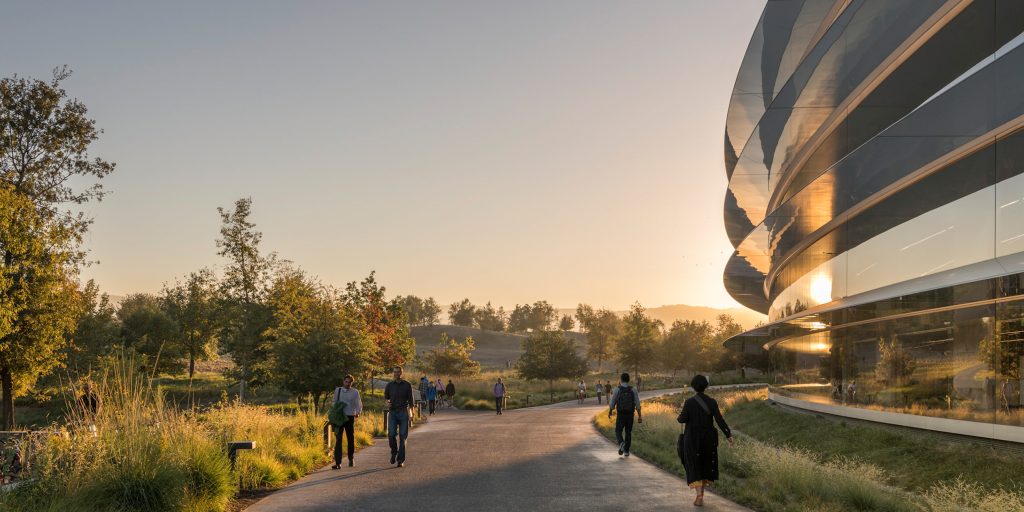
[246,389,749,511]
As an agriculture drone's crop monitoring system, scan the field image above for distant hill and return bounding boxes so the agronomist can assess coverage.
[411,325,587,370]
[556,304,765,331]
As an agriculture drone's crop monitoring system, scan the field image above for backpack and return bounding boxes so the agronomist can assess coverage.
[615,385,636,413]
[328,400,349,428]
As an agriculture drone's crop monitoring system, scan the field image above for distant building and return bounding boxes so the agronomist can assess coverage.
[722,0,1024,442]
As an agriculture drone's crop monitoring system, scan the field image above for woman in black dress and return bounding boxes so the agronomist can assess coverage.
[676,375,733,507]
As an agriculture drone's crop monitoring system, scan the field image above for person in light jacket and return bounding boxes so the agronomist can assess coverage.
[331,374,363,468]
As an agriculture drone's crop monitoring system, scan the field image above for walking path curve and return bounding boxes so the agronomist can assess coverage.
[246,388,750,512]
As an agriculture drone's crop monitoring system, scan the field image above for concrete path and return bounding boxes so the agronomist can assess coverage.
[246,389,750,512]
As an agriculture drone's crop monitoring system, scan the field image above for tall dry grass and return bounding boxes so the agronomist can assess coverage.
[0,356,372,511]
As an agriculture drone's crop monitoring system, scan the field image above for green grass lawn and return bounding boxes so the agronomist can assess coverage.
[594,388,1024,512]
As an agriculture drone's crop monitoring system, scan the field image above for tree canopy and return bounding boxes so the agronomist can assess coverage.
[516,330,588,399]
[616,303,661,376]
[419,332,480,377]
[448,298,476,327]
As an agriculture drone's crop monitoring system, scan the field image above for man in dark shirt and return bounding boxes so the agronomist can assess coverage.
[384,366,414,466]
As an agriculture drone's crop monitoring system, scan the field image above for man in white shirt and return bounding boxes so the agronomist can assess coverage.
[331,374,363,468]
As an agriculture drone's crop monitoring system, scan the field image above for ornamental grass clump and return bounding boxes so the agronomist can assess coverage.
[0,357,235,512]
[923,478,1024,512]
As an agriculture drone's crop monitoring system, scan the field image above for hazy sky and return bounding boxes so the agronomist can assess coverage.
[3,1,765,311]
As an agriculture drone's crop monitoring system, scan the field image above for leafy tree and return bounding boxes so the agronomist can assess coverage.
[448,298,476,327]
[344,272,416,381]
[616,303,661,376]
[66,279,121,375]
[266,268,374,411]
[558,314,575,332]
[581,308,621,371]
[516,330,589,400]
[399,295,424,326]
[0,68,114,429]
[706,314,744,374]
[419,332,480,377]
[215,198,275,401]
[660,319,712,377]
[507,304,531,333]
[875,337,915,386]
[117,293,185,375]
[0,188,83,428]
[422,297,442,326]
[508,301,557,332]
[529,301,557,330]
[162,268,219,380]
[474,302,505,331]
[575,304,595,330]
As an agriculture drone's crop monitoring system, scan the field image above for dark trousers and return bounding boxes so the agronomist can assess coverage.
[615,411,635,451]
[333,416,355,465]
[495,397,503,414]
[428,399,436,414]
[388,408,410,463]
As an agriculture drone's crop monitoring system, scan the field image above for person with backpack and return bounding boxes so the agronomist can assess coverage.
[330,374,363,469]
[493,377,507,415]
[607,373,642,457]
[677,374,733,507]
[595,381,605,405]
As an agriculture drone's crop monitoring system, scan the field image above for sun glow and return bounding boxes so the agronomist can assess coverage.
[809,273,833,305]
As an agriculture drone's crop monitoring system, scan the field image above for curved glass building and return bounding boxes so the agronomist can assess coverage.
[723,0,1024,441]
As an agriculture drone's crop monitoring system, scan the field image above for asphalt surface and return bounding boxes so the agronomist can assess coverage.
[246,389,751,512]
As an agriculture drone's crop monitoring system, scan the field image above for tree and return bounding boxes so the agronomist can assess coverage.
[575,304,595,330]
[507,304,532,333]
[162,269,219,380]
[0,68,114,429]
[706,314,744,374]
[344,272,415,381]
[419,333,481,377]
[66,280,121,376]
[516,330,589,400]
[616,303,661,376]
[660,320,712,377]
[117,293,185,375]
[474,302,505,331]
[266,268,374,411]
[875,337,915,386]
[399,295,424,326]
[422,297,442,326]
[581,308,621,371]
[558,314,575,332]
[0,188,83,428]
[448,298,476,327]
[215,198,275,402]
[529,301,557,330]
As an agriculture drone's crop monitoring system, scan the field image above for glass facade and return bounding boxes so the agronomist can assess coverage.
[723,0,1024,434]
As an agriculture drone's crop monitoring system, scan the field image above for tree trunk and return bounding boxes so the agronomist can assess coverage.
[549,379,554,402]
[189,354,196,380]
[238,360,248,403]
[1,365,15,430]
[313,392,323,413]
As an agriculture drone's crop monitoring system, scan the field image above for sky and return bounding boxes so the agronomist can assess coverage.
[2,1,766,311]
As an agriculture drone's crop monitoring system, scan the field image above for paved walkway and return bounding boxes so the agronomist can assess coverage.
[246,389,750,512]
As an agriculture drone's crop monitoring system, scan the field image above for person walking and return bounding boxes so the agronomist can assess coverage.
[596,381,605,405]
[577,380,587,404]
[330,374,363,469]
[677,374,733,507]
[446,379,455,404]
[608,373,642,457]
[426,379,438,415]
[493,377,507,415]
[385,366,414,467]
[435,377,446,406]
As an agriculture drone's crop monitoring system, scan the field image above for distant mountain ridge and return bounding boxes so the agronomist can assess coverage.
[556,304,765,331]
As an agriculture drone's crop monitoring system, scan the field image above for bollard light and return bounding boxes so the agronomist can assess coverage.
[227,440,256,471]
